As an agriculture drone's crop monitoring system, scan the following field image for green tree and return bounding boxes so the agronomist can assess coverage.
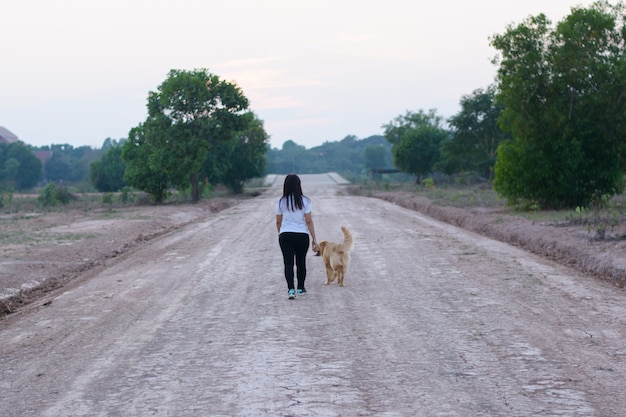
[217,113,269,193]
[123,123,171,203]
[0,183,13,208]
[276,140,308,174]
[364,144,388,170]
[37,182,75,207]
[364,144,392,181]
[438,86,510,179]
[90,141,128,192]
[382,109,448,183]
[101,137,120,151]
[45,153,72,182]
[44,144,98,184]
[264,135,392,177]
[0,142,42,190]
[491,1,626,208]
[140,69,250,202]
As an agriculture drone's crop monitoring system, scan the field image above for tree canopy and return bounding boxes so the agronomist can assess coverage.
[123,123,170,203]
[0,141,42,190]
[43,144,98,184]
[90,139,128,192]
[217,113,269,193]
[123,68,266,202]
[382,109,448,183]
[491,1,626,208]
[438,86,510,179]
[264,135,393,178]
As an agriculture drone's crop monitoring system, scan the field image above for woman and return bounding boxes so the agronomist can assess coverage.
[275,174,318,299]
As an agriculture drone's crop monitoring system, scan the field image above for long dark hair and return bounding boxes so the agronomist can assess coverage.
[281,174,306,211]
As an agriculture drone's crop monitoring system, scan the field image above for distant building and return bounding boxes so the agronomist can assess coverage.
[0,126,19,144]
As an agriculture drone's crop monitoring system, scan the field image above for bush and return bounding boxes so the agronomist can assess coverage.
[119,186,135,204]
[102,193,114,206]
[37,182,76,207]
[0,184,14,208]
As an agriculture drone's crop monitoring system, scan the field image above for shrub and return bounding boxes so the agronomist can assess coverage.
[119,186,135,204]
[102,193,114,206]
[0,184,14,208]
[37,182,76,207]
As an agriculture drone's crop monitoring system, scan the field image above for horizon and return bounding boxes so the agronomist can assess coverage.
[1,1,598,151]
[0,124,385,151]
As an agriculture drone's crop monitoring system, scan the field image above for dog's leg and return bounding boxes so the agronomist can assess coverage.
[324,262,335,284]
[337,267,344,287]
[340,259,349,287]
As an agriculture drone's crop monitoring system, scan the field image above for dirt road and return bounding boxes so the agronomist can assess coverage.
[1,174,625,416]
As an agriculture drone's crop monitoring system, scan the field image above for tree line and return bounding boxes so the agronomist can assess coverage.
[3,2,625,210]
[1,69,270,204]
[265,135,395,179]
[382,1,626,209]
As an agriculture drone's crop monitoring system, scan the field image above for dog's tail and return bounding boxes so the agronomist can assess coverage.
[340,226,353,251]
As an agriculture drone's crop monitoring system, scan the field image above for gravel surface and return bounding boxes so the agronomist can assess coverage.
[1,174,625,416]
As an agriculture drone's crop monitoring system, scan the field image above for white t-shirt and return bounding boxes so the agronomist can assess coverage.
[275,196,312,234]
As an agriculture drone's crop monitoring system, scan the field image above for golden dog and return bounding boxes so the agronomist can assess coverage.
[316,226,354,287]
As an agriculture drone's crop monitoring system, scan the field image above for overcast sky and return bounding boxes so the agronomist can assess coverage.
[1,0,598,150]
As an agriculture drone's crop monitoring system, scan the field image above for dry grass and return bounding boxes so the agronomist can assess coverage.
[358,181,626,240]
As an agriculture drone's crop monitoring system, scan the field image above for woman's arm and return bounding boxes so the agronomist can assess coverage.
[276,214,282,233]
[304,212,318,251]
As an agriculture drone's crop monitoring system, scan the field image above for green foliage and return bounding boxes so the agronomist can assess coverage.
[201,183,213,199]
[364,144,388,170]
[264,135,393,176]
[491,1,626,209]
[123,68,258,202]
[382,109,448,182]
[119,186,135,204]
[438,86,510,179]
[0,142,42,190]
[43,144,100,184]
[37,182,75,207]
[102,192,114,208]
[90,141,128,192]
[568,192,626,240]
[217,113,269,193]
[122,124,171,203]
[0,183,14,208]
[422,177,435,190]
[266,140,308,174]
[493,138,549,208]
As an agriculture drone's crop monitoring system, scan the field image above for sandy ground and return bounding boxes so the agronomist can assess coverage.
[0,197,240,316]
[353,188,626,289]
[0,173,625,416]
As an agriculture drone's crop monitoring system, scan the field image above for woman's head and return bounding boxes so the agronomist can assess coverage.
[283,174,303,196]
[282,174,304,210]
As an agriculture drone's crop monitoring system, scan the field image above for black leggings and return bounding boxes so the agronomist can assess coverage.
[278,232,310,290]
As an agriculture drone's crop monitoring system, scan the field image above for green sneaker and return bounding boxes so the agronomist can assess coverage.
[288,289,296,299]
[297,288,306,295]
